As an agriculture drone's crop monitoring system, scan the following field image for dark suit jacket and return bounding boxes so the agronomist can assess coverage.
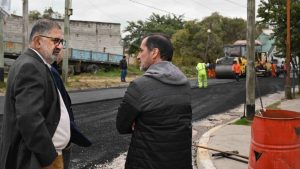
[0,49,60,169]
[50,64,91,147]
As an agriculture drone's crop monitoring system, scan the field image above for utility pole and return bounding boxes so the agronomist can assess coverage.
[62,0,72,84]
[285,0,292,99]
[246,0,256,120]
[0,14,4,82]
[22,0,29,52]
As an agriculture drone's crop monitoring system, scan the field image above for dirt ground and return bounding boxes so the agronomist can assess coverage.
[66,75,139,91]
[0,75,140,96]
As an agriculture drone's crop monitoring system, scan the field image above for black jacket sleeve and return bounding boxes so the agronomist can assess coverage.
[116,82,141,134]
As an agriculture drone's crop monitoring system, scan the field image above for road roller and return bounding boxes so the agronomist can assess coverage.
[215,56,247,78]
[215,40,262,78]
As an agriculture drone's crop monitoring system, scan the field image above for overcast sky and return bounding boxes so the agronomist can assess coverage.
[10,0,261,32]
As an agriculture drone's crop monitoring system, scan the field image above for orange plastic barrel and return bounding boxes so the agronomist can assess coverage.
[249,109,300,169]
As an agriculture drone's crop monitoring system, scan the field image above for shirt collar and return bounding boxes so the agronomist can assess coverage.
[30,48,51,69]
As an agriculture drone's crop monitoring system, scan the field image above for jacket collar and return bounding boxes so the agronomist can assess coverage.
[25,48,51,68]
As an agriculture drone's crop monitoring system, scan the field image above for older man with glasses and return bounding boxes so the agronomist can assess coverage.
[0,19,71,169]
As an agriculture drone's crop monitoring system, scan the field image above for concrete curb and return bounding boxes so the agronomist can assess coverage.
[196,118,240,169]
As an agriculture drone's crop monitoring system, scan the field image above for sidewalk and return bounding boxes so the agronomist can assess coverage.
[197,90,300,169]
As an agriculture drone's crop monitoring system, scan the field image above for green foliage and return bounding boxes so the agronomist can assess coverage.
[127,66,143,76]
[29,10,41,20]
[257,0,300,55]
[0,82,6,88]
[124,12,247,67]
[29,7,63,20]
[123,13,185,55]
[96,67,121,77]
[221,17,247,44]
[42,7,54,19]
[172,12,247,64]
[178,66,198,78]
[95,66,142,77]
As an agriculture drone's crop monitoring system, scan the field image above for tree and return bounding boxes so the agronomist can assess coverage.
[124,12,247,68]
[257,0,300,94]
[221,17,247,44]
[172,20,204,65]
[172,12,247,65]
[123,13,185,55]
[258,0,300,55]
[29,10,41,20]
[42,7,54,19]
[29,7,63,20]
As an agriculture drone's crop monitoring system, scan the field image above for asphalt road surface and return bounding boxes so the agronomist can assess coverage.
[0,77,286,168]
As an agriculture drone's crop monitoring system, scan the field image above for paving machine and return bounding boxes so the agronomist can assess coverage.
[255,52,272,77]
[215,40,262,78]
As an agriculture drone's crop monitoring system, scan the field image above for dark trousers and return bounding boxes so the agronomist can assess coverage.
[62,146,71,169]
[121,69,127,82]
[234,73,240,82]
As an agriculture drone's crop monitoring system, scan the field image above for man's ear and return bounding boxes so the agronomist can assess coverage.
[151,48,160,59]
[32,36,41,48]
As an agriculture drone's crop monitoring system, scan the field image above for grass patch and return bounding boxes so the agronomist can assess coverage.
[65,65,143,90]
[96,68,120,77]
[127,66,143,76]
[179,66,197,78]
[232,118,252,126]
[0,82,6,94]
[94,66,143,77]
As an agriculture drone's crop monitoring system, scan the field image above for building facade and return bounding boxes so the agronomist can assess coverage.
[3,15,123,56]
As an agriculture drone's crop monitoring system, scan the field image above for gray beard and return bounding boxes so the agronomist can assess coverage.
[48,55,57,64]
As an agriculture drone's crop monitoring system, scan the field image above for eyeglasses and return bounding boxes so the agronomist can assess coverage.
[38,35,66,46]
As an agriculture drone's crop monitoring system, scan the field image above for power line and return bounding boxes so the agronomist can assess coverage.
[129,0,193,20]
[223,0,246,8]
[190,0,214,12]
[129,0,176,15]
[85,0,125,22]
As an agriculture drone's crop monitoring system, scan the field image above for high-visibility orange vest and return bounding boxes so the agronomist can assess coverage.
[232,63,241,74]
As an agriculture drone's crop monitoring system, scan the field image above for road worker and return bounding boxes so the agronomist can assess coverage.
[196,62,208,88]
[232,60,241,82]
[271,62,277,77]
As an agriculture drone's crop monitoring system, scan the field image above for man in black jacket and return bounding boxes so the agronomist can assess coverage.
[120,55,128,82]
[116,34,192,169]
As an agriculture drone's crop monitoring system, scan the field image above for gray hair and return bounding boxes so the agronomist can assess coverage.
[29,19,61,42]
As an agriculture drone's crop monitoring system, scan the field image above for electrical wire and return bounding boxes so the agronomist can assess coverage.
[129,0,176,15]
[85,0,125,22]
[190,0,214,12]
[129,0,194,20]
[223,0,246,8]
